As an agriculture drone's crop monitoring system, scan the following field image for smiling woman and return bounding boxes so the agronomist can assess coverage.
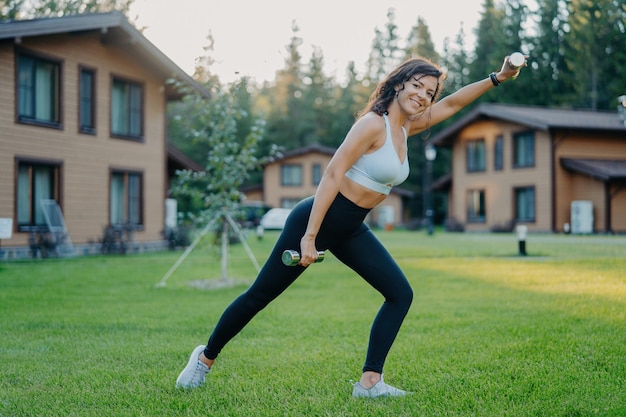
[174,53,526,398]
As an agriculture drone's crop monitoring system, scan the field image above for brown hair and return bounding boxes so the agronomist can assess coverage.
[357,57,444,118]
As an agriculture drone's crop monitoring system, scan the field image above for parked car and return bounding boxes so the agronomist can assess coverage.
[260,208,292,230]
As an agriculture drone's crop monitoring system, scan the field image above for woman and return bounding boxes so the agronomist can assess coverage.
[176,55,525,397]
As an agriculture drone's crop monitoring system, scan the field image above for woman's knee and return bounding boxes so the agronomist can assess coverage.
[401,285,414,307]
[390,281,413,310]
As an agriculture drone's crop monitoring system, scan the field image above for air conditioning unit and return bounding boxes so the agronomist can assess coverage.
[570,200,593,234]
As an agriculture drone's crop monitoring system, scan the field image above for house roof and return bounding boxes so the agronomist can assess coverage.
[273,144,337,161]
[431,103,626,146]
[561,158,626,181]
[0,11,208,98]
[167,144,204,172]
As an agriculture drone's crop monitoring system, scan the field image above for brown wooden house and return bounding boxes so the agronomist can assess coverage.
[242,144,415,228]
[0,12,207,258]
[430,103,626,234]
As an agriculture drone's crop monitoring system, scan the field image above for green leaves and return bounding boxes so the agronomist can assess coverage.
[169,82,271,227]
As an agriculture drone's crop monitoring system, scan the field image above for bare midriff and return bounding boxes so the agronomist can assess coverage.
[339,176,388,209]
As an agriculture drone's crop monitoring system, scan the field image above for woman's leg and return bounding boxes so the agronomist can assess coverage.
[203,198,314,360]
[330,226,414,375]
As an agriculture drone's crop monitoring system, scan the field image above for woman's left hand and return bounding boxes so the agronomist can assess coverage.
[299,235,320,267]
[496,54,528,83]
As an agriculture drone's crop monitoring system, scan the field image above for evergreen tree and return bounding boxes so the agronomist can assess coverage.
[264,21,306,150]
[563,0,626,109]
[468,0,506,91]
[365,8,402,82]
[528,0,569,106]
[494,0,530,103]
[441,24,471,96]
[404,16,440,64]
[300,46,334,147]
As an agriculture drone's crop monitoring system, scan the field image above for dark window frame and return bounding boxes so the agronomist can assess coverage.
[109,168,145,228]
[15,47,63,129]
[514,185,536,222]
[79,65,97,135]
[494,135,504,171]
[513,130,535,168]
[312,163,322,186]
[466,139,486,173]
[110,74,144,141]
[467,189,486,223]
[14,156,63,232]
[280,164,303,186]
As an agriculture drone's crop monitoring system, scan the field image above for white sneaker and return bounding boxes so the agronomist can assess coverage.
[175,345,211,389]
[352,375,409,398]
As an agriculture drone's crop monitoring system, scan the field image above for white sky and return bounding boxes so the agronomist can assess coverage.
[129,0,486,83]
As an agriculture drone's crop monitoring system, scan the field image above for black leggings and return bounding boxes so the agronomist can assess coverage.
[204,193,413,373]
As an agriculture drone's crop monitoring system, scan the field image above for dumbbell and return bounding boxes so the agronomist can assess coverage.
[281,250,325,266]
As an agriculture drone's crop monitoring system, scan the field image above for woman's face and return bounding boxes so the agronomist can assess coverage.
[397,74,439,114]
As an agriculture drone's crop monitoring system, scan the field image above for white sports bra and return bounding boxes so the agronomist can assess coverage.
[345,114,410,195]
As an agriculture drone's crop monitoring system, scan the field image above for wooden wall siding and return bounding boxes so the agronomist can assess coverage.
[0,33,167,247]
[263,152,329,207]
[553,131,626,233]
[450,120,553,231]
[611,184,626,232]
[448,118,626,233]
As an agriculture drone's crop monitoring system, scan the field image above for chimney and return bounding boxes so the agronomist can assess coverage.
[618,95,626,125]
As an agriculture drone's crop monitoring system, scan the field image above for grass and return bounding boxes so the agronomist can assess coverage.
[0,230,625,416]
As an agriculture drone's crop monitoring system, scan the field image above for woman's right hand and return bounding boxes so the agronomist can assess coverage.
[299,235,319,267]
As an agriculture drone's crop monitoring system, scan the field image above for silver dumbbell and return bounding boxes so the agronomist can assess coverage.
[507,52,526,70]
[281,250,325,266]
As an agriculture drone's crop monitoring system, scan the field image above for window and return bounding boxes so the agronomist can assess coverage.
[110,170,143,226]
[513,131,535,168]
[17,52,62,127]
[494,135,503,170]
[466,139,485,172]
[515,186,535,222]
[281,164,302,186]
[111,77,143,139]
[281,198,301,209]
[16,159,60,230]
[467,189,486,222]
[79,67,96,134]
[312,164,322,185]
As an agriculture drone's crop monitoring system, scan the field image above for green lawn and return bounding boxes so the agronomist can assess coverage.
[1,231,624,416]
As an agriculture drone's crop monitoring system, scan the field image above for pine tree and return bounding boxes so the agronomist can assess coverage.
[404,16,440,64]
[300,46,334,146]
[528,0,569,106]
[265,21,306,149]
[365,8,402,82]
[563,0,626,109]
[441,24,471,96]
[469,0,506,87]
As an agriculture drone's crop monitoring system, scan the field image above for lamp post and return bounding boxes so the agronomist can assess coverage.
[424,143,437,235]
